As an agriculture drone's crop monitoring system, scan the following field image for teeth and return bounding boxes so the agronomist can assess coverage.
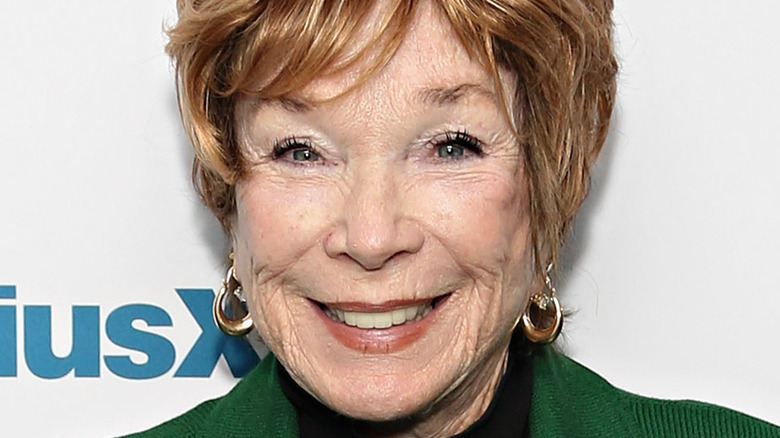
[354,312,374,329]
[326,302,433,329]
[391,308,406,325]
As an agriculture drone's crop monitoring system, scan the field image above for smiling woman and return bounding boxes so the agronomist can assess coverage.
[120,0,780,437]
[231,13,531,425]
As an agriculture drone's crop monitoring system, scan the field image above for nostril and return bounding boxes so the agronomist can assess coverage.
[323,180,425,269]
[351,219,425,268]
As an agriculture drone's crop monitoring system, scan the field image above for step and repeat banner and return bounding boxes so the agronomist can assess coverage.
[1,1,778,436]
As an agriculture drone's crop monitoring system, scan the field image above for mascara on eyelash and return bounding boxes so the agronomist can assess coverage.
[438,130,485,156]
[272,131,484,159]
[272,136,310,158]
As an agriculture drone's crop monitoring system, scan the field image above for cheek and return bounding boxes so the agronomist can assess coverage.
[408,168,533,334]
[409,170,530,266]
[232,177,338,356]
[233,176,336,272]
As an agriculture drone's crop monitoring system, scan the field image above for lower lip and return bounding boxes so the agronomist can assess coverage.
[311,296,450,354]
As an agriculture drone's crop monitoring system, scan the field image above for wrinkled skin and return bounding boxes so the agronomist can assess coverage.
[231,2,536,436]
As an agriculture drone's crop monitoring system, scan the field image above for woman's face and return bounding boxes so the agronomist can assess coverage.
[232,1,535,428]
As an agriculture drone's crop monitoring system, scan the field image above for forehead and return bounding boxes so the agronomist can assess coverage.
[291,1,498,105]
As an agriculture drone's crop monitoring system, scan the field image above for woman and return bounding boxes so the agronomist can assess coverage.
[126,0,780,436]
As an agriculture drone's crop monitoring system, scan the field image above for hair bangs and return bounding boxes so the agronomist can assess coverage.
[228,0,416,101]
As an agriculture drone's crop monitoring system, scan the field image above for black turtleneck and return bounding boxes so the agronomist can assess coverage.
[277,332,533,437]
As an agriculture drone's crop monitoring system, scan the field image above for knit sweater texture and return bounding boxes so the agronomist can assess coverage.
[121,348,780,437]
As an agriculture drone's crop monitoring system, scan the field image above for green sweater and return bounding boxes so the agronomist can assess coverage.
[123,348,780,437]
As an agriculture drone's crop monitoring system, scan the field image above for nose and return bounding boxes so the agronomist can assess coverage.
[324,166,424,270]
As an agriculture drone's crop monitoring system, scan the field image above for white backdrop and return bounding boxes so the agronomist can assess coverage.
[0,1,777,436]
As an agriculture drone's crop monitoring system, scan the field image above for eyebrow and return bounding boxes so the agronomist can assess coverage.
[255,83,496,114]
[416,83,497,107]
[256,96,316,113]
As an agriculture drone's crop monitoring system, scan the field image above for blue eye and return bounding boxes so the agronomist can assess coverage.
[438,144,465,158]
[434,131,483,160]
[291,148,319,162]
[273,137,320,163]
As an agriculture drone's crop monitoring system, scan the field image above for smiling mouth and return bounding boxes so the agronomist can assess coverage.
[316,295,449,330]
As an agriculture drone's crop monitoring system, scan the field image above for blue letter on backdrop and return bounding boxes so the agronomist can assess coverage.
[0,286,17,376]
[24,305,100,378]
[104,304,176,379]
[174,289,258,378]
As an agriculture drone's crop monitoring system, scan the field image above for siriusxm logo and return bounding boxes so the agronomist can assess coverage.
[0,285,258,379]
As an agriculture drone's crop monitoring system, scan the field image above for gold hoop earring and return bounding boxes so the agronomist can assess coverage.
[521,264,563,344]
[213,260,254,337]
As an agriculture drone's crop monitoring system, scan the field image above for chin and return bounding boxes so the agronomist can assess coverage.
[318,374,444,422]
[275,306,469,423]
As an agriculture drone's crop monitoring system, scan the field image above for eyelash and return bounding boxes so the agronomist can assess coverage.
[431,130,484,159]
[272,136,321,164]
[270,130,485,165]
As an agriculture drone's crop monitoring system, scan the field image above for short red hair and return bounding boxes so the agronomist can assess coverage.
[166,0,618,274]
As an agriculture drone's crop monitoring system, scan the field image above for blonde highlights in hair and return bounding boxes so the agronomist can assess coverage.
[166,0,617,273]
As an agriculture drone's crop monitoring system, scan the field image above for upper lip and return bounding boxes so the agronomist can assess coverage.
[316,294,449,312]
